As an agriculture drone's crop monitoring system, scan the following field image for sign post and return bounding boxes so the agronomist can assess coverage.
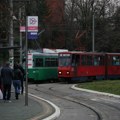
[25,17,28,106]
[25,16,38,106]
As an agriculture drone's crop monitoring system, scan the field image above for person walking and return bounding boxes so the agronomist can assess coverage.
[13,64,23,99]
[17,64,25,94]
[0,64,2,90]
[0,64,3,99]
[1,62,13,102]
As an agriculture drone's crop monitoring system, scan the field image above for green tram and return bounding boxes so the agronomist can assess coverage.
[26,52,58,82]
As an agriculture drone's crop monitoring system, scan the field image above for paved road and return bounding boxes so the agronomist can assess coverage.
[29,83,120,120]
[0,86,57,120]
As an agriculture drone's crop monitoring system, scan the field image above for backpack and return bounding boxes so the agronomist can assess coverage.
[14,68,23,80]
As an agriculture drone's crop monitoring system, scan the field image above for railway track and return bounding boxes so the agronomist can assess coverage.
[29,83,120,120]
[29,85,103,120]
[48,85,120,120]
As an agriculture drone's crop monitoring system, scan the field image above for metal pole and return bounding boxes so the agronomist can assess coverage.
[25,16,28,106]
[9,0,14,68]
[92,14,95,52]
[19,8,22,65]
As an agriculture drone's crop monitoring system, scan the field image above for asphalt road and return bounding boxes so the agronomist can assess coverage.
[29,83,120,120]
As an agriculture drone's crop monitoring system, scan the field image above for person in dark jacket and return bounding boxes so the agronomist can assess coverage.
[17,64,25,94]
[0,64,2,90]
[13,64,23,99]
[1,62,13,101]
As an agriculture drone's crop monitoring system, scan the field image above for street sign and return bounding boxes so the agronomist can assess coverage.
[20,26,25,32]
[27,32,38,40]
[27,16,38,32]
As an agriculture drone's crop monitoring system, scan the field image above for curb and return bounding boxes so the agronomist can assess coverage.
[28,93,60,120]
[71,84,120,99]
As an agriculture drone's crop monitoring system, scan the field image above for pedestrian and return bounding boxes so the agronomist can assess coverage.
[0,64,3,99]
[0,64,2,90]
[1,62,13,102]
[13,64,23,99]
[17,63,25,94]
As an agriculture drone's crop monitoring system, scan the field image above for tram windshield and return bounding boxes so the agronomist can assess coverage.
[59,54,71,66]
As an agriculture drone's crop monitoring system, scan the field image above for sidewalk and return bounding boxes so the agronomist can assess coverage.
[0,92,55,120]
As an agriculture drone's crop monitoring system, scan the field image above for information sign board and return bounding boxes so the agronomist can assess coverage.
[27,16,38,32]
[27,32,38,40]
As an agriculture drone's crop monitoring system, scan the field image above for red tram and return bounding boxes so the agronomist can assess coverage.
[58,52,120,82]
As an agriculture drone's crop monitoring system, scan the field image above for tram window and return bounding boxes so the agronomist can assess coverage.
[112,56,120,65]
[93,56,100,66]
[72,54,80,66]
[45,58,51,67]
[76,55,80,65]
[35,58,43,67]
[93,56,98,65]
[93,56,104,66]
[51,58,58,67]
[59,57,71,66]
[45,58,58,67]
[81,55,86,65]
[99,56,104,65]
[86,56,92,65]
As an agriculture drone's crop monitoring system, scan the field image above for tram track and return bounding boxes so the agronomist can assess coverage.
[48,86,120,120]
[29,84,120,120]
[72,96,120,120]
[29,85,103,120]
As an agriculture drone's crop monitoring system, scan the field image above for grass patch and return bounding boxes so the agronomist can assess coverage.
[77,80,120,95]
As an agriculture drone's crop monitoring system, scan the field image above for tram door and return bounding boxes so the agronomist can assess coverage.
[71,54,80,76]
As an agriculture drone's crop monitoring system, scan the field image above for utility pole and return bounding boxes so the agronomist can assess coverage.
[92,14,95,52]
[69,0,75,50]
[19,7,22,65]
[9,0,14,68]
[25,16,28,106]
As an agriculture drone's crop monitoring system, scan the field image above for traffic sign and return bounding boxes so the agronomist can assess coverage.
[27,16,38,32]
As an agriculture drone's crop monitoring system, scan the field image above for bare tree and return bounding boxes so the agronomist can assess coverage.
[64,0,120,52]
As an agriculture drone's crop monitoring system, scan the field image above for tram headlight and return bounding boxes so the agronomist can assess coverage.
[59,71,62,74]
[66,71,70,74]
